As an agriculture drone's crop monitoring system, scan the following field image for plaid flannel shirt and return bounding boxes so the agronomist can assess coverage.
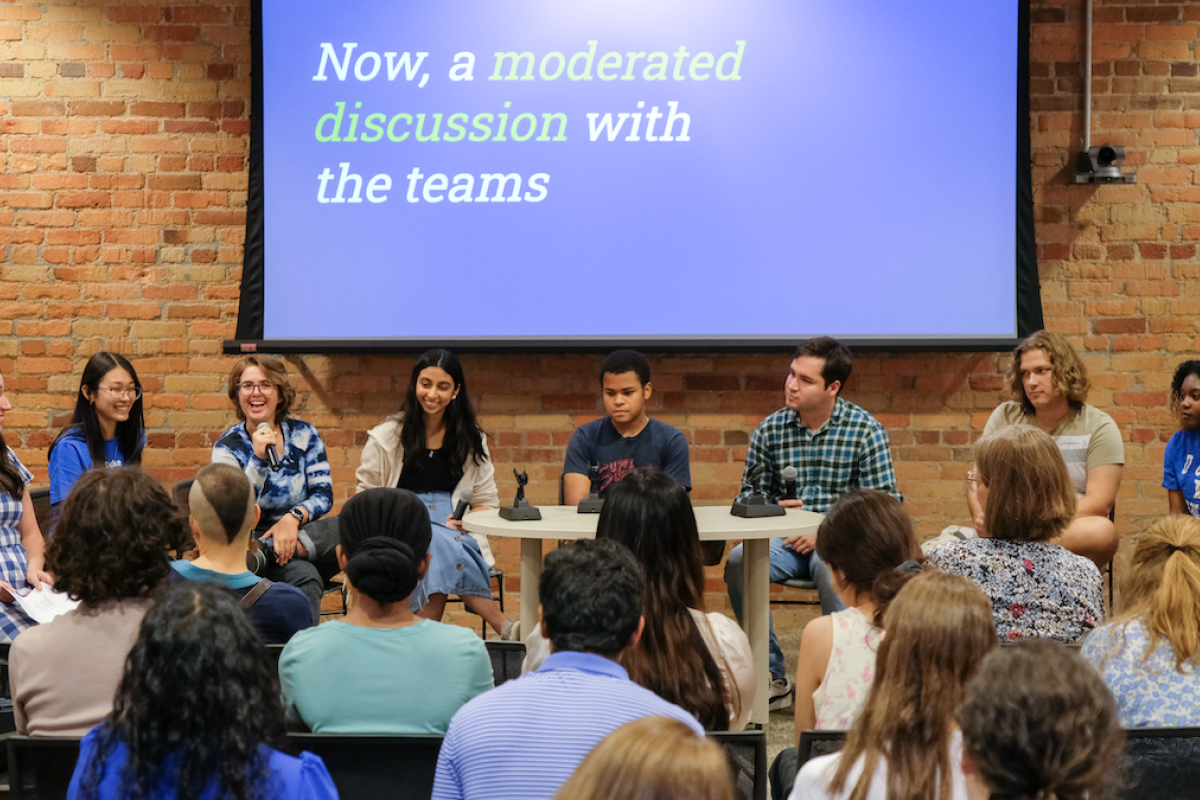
[737,397,901,513]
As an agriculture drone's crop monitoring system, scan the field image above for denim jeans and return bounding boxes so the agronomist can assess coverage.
[724,537,845,680]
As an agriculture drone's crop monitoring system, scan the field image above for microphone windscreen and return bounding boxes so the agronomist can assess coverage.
[460,489,473,503]
[782,466,798,481]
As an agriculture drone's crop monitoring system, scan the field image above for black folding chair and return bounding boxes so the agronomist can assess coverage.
[484,640,525,686]
[7,735,82,800]
[1118,727,1200,800]
[709,729,768,800]
[796,729,847,766]
[286,732,443,800]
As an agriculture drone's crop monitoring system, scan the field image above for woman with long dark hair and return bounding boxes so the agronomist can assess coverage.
[48,352,145,510]
[68,581,336,800]
[791,572,995,800]
[356,348,514,637]
[524,468,754,730]
[280,488,492,733]
[0,369,51,641]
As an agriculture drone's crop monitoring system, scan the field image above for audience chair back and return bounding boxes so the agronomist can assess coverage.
[1119,727,1200,800]
[796,729,847,767]
[7,735,82,800]
[285,733,443,800]
[484,640,525,686]
[708,729,768,800]
[29,487,52,537]
[264,643,285,681]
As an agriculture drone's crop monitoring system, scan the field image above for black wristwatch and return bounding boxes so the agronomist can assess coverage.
[289,507,305,524]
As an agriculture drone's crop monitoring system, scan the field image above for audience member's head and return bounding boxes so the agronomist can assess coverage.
[338,488,433,606]
[974,425,1075,542]
[1007,329,1089,412]
[960,642,1122,800]
[47,467,186,607]
[76,581,284,800]
[540,538,644,658]
[1120,514,1200,671]
[794,336,853,394]
[816,489,923,627]
[596,469,730,730]
[553,716,733,800]
[188,463,257,547]
[828,571,995,800]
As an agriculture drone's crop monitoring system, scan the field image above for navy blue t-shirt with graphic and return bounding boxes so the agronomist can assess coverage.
[563,418,690,495]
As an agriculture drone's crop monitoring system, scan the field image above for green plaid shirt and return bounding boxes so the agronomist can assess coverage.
[737,397,901,513]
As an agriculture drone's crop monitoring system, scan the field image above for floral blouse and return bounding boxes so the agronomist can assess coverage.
[1082,620,1200,728]
[927,538,1103,644]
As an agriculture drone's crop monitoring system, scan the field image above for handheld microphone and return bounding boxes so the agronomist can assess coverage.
[452,489,474,521]
[257,422,280,470]
[782,466,798,500]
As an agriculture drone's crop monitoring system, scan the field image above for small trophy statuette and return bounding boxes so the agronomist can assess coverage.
[576,463,604,514]
[500,468,542,521]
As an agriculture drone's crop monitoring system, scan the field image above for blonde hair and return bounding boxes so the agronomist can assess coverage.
[553,717,732,800]
[1117,515,1200,671]
[975,426,1076,542]
[828,572,995,800]
[1006,330,1090,413]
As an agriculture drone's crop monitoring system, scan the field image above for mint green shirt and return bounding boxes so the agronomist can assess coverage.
[279,619,493,734]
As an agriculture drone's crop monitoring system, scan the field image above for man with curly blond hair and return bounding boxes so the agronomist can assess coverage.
[966,330,1123,566]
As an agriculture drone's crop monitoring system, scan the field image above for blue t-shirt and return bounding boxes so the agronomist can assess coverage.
[563,417,690,495]
[67,726,337,800]
[48,430,128,505]
[170,561,311,644]
[1163,429,1200,518]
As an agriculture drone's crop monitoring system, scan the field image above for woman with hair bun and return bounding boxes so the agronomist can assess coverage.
[279,488,492,733]
[1082,514,1200,727]
[960,642,1122,800]
[794,490,924,737]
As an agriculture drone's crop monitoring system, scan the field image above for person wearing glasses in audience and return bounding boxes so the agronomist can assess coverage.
[212,355,337,623]
[49,352,146,516]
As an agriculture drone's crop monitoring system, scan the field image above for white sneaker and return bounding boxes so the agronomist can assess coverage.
[768,677,794,711]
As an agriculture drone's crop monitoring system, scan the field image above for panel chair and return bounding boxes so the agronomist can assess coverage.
[1118,727,1200,800]
[7,735,82,800]
[709,729,768,800]
[484,640,525,686]
[28,487,52,538]
[286,733,443,800]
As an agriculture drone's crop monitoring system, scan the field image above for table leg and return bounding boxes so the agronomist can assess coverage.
[520,538,543,636]
[743,537,770,725]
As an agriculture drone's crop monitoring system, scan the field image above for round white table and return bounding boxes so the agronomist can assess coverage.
[464,504,823,724]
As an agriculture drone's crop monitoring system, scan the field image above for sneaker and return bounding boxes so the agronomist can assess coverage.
[500,620,521,641]
[768,677,794,711]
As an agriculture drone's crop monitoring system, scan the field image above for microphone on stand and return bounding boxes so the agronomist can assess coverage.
[782,466,798,501]
[257,422,280,470]
[452,489,474,521]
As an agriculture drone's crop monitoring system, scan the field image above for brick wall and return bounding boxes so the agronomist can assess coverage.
[0,0,1195,615]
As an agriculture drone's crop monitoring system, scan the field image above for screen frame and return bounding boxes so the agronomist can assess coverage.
[230,0,1040,355]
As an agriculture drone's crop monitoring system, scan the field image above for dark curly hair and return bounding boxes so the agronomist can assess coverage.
[1169,360,1200,411]
[47,467,186,605]
[226,355,297,426]
[76,581,286,800]
[541,538,644,657]
[960,642,1123,800]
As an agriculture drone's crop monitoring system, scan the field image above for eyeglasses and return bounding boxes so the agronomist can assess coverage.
[965,469,980,488]
[238,381,276,395]
[99,386,142,400]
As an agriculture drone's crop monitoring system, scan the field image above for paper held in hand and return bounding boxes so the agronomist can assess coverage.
[13,585,80,625]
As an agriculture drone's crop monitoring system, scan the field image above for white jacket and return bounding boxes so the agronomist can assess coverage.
[355,414,498,566]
